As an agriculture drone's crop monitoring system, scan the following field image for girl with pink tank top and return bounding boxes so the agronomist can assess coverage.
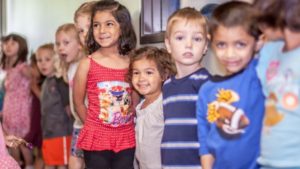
[73,1,137,168]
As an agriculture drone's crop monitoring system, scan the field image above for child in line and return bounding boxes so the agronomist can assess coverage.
[27,53,45,169]
[73,1,137,168]
[55,23,85,169]
[254,0,300,168]
[127,47,176,169]
[70,2,96,168]
[196,2,264,169]
[36,43,73,169]
[1,33,33,168]
[161,7,211,169]
[74,1,96,49]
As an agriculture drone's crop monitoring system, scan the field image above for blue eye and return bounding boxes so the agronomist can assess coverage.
[193,37,202,42]
[175,36,184,41]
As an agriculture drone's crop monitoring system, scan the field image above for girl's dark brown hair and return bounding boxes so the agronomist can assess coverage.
[283,0,300,32]
[1,33,28,69]
[86,0,136,55]
[210,1,261,40]
[127,46,176,84]
[253,0,285,29]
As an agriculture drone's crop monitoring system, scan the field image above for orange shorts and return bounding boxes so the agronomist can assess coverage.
[42,136,72,165]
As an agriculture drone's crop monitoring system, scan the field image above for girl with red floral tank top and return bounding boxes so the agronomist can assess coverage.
[73,1,137,169]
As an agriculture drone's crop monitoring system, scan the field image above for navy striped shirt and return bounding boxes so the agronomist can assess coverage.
[161,68,210,169]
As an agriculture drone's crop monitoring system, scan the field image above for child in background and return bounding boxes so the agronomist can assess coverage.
[73,1,137,168]
[55,23,85,169]
[254,0,300,168]
[0,39,6,120]
[1,33,33,169]
[127,47,176,169]
[36,43,73,169]
[161,7,211,169]
[27,53,44,169]
[197,2,264,169]
[74,1,96,49]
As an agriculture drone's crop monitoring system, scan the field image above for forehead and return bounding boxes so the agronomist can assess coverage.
[76,14,91,24]
[3,38,17,44]
[133,58,157,68]
[213,25,253,40]
[94,10,116,21]
[56,31,75,40]
[37,48,53,58]
[169,19,206,34]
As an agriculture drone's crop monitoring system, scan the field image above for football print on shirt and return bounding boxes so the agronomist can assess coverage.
[207,89,249,135]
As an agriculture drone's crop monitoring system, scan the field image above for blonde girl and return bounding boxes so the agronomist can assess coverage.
[73,1,137,168]
[36,43,72,169]
[55,23,85,169]
[74,1,96,49]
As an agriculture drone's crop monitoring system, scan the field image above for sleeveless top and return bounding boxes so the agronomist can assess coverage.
[77,57,135,152]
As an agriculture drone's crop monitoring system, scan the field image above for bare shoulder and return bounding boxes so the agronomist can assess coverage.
[78,57,90,71]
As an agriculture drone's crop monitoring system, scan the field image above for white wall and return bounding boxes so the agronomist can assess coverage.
[4,0,141,53]
[4,0,233,74]
[6,0,89,52]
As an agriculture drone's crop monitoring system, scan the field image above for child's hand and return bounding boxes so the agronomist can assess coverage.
[5,135,33,149]
[5,135,23,148]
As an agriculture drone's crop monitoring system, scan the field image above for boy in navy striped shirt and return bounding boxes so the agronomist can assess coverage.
[162,7,211,169]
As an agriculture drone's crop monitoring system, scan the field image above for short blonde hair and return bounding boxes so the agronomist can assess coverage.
[74,1,97,23]
[56,23,80,45]
[165,7,208,39]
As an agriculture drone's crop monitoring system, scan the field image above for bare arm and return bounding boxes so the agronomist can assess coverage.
[201,154,214,169]
[73,57,90,123]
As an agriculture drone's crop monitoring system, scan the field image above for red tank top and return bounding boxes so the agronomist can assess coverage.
[77,57,135,152]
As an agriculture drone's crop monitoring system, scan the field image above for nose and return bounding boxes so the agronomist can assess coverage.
[99,25,106,33]
[225,47,235,59]
[138,72,146,81]
[185,38,192,48]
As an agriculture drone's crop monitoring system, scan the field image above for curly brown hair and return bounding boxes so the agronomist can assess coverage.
[127,46,176,85]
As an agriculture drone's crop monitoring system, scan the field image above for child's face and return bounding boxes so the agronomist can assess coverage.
[165,20,208,72]
[75,14,91,47]
[36,49,55,77]
[132,58,163,101]
[212,25,257,75]
[56,31,82,64]
[2,38,19,58]
[92,10,121,49]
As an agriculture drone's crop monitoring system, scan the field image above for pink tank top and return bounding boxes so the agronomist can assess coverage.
[77,57,135,152]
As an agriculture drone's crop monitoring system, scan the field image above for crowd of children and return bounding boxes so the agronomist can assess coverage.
[0,0,299,169]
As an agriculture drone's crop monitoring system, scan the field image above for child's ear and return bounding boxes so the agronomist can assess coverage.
[164,38,172,54]
[255,34,265,52]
